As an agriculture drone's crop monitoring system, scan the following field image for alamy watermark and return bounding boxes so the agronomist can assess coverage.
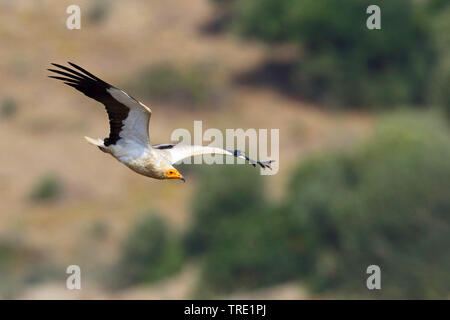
[171,121,279,175]
[366,265,381,290]
[366,5,381,30]
[66,265,81,290]
[66,5,81,30]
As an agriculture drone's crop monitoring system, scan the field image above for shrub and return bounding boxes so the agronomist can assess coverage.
[426,0,450,12]
[0,239,44,298]
[198,206,297,294]
[184,165,266,257]
[220,0,436,108]
[286,112,450,298]
[185,165,297,294]
[29,173,63,202]
[87,0,112,25]
[112,214,183,289]
[428,4,450,119]
[0,97,18,119]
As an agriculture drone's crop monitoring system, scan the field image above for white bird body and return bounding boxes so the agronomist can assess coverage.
[49,62,273,182]
[85,136,169,179]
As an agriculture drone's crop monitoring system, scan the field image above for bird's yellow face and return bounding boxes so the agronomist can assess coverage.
[165,168,185,182]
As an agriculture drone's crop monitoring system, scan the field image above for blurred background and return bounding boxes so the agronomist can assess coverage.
[0,0,448,299]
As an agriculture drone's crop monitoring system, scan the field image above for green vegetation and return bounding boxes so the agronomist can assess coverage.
[185,165,265,256]
[0,97,18,119]
[184,112,450,298]
[212,0,441,109]
[428,3,450,119]
[285,112,450,298]
[129,63,223,109]
[185,165,297,294]
[112,214,183,289]
[0,239,47,298]
[197,206,298,294]
[29,173,63,202]
[87,0,112,25]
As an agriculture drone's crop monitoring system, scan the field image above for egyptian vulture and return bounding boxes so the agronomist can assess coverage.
[48,62,273,182]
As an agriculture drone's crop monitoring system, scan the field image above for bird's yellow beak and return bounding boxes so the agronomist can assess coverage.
[166,169,185,182]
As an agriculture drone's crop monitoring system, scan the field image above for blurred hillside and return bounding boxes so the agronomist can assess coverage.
[0,0,448,299]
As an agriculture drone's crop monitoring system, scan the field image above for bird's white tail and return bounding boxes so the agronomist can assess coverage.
[84,136,108,153]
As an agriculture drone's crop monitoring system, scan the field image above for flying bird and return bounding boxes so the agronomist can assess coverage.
[48,62,273,182]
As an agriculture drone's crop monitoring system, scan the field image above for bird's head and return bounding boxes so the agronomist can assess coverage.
[165,168,185,182]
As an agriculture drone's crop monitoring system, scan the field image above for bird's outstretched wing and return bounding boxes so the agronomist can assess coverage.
[48,62,152,146]
[165,144,274,169]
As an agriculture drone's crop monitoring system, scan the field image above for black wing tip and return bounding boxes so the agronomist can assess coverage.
[229,149,274,170]
[50,62,77,67]
[50,62,65,69]
[48,62,104,82]
[153,143,177,150]
[47,62,114,92]
[47,75,66,81]
[66,61,103,82]
[67,61,78,67]
[47,75,79,88]
[257,159,275,170]
[67,61,80,69]
[50,62,80,66]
